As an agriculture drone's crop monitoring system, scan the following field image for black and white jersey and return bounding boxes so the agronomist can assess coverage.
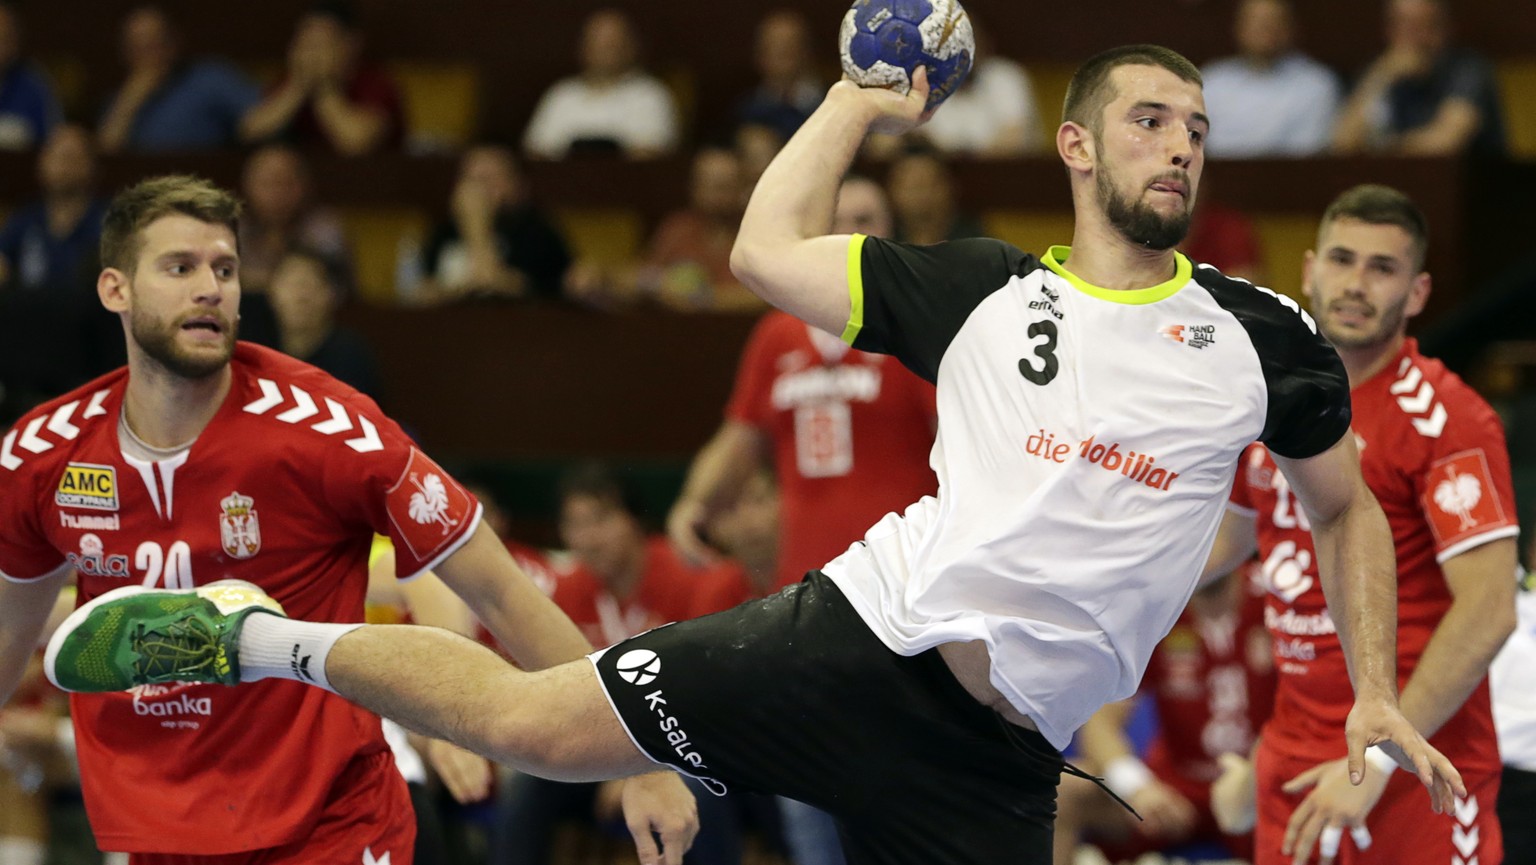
[820,236,1350,750]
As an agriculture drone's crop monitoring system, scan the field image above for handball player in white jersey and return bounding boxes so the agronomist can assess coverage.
[42,45,1462,865]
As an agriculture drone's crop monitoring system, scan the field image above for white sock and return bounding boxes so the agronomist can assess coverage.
[237,613,362,693]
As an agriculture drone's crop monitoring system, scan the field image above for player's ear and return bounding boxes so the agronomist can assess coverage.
[98,267,130,313]
[1058,121,1094,173]
[1300,250,1317,302]
[1406,269,1432,318]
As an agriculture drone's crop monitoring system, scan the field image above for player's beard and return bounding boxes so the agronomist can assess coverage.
[1316,291,1411,351]
[1097,162,1193,251]
[130,306,238,380]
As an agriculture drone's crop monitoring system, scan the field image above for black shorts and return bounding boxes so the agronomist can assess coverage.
[591,571,1063,865]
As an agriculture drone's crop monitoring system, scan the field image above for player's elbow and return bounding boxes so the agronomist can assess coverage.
[729,237,770,294]
[1486,595,1518,648]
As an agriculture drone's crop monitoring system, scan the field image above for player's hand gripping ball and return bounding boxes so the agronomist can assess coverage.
[838,0,974,110]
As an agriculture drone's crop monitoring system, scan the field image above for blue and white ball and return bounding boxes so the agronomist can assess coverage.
[838,0,975,110]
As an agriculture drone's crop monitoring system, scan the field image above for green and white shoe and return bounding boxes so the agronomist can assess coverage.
[45,580,286,692]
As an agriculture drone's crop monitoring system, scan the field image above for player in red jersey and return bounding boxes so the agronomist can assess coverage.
[1054,569,1275,865]
[0,176,697,865]
[667,175,937,592]
[1205,185,1519,865]
[548,462,748,650]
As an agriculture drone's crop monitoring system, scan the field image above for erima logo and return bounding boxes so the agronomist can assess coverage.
[616,649,661,685]
[290,644,316,683]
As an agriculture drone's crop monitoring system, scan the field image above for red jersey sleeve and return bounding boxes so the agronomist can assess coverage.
[1227,444,1260,515]
[0,423,64,581]
[724,314,783,430]
[895,362,939,426]
[687,563,755,619]
[1413,396,1519,562]
[318,392,480,579]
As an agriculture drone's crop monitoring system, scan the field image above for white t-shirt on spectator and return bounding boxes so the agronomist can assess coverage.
[922,57,1041,154]
[523,70,678,159]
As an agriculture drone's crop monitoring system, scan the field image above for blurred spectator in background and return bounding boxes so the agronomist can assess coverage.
[887,146,983,245]
[96,6,260,153]
[522,8,678,160]
[547,462,744,649]
[417,143,572,303]
[1333,0,1505,156]
[1180,185,1266,283]
[0,647,76,865]
[917,20,1041,157]
[268,247,382,400]
[237,144,352,295]
[567,144,762,311]
[734,121,784,189]
[687,470,781,616]
[0,124,102,294]
[0,2,59,151]
[495,462,757,865]
[241,0,405,156]
[639,144,761,310]
[0,124,111,423]
[1200,0,1340,158]
[733,10,823,141]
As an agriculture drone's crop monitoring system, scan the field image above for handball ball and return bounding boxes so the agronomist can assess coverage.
[838,0,975,110]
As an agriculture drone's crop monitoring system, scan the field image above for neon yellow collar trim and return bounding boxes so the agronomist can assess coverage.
[1042,245,1190,305]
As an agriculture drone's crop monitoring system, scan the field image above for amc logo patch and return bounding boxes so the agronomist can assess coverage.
[56,463,119,511]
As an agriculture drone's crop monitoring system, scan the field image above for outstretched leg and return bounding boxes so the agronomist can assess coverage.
[44,582,656,783]
[320,624,653,781]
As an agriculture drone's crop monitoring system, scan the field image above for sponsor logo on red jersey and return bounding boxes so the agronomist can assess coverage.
[1423,449,1508,547]
[386,449,473,563]
[57,463,118,511]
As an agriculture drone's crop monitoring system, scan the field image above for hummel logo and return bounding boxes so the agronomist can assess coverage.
[243,379,384,452]
[1389,358,1447,437]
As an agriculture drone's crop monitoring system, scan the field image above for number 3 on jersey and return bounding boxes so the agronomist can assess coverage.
[1018,320,1060,385]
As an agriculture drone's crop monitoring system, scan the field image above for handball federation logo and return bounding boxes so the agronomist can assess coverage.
[615,649,661,685]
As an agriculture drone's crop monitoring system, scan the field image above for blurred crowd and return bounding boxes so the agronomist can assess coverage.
[0,0,1525,425]
[1,0,1533,864]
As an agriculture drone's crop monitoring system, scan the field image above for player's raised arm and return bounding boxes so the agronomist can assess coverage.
[1273,434,1463,810]
[730,70,930,336]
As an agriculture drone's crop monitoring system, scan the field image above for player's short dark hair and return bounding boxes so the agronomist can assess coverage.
[101,175,241,274]
[1319,184,1429,270]
[557,461,643,518]
[1062,44,1202,137]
